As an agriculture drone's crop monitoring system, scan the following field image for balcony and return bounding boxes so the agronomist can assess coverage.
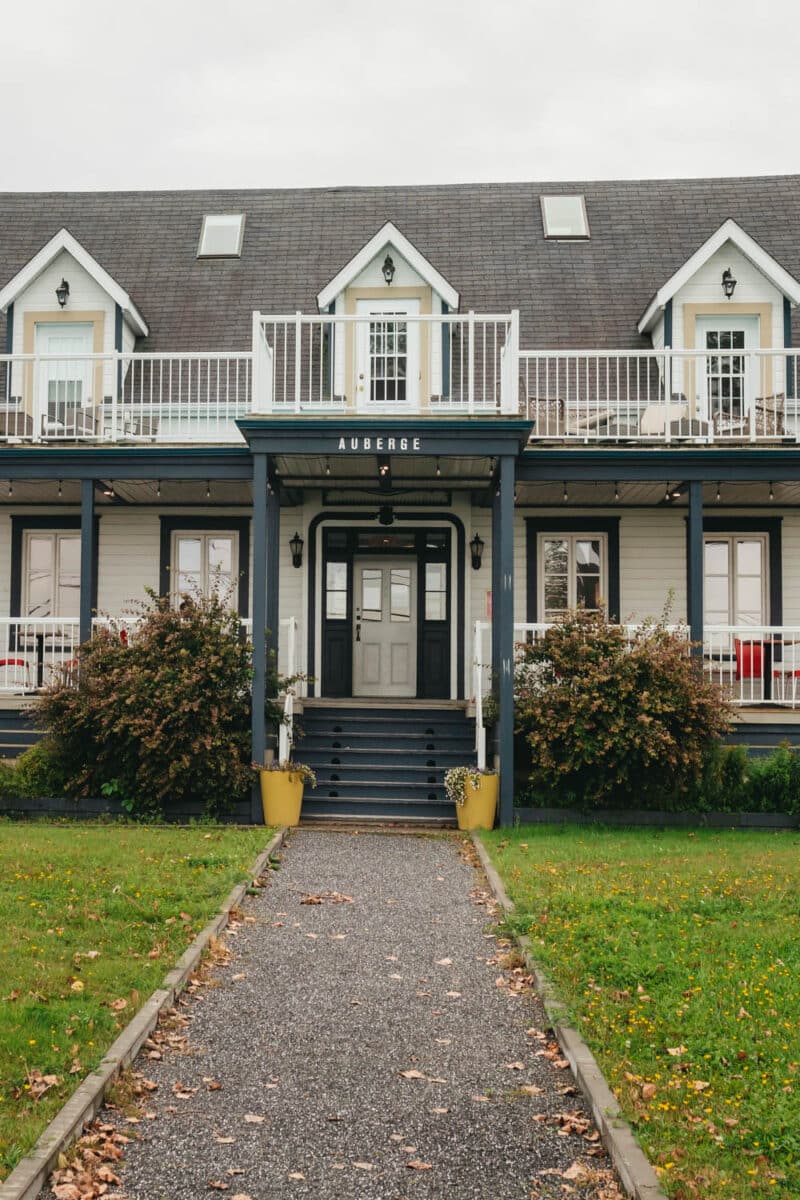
[522,348,800,443]
[1,330,799,446]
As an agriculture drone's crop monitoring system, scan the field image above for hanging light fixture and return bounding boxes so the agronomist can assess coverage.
[562,482,568,503]
[614,480,619,502]
[435,456,441,477]
[55,278,70,308]
[157,479,161,497]
[57,479,62,497]
[325,457,331,476]
[8,480,12,497]
[721,268,737,299]
[769,481,775,501]
[716,481,721,502]
[289,531,304,568]
[102,481,115,498]
[206,480,211,499]
[381,254,395,285]
[470,532,485,571]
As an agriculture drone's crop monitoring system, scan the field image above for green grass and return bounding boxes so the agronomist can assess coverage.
[0,822,273,1180]
[482,825,800,1199]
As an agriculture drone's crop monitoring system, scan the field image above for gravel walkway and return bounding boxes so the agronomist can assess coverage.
[89,830,621,1199]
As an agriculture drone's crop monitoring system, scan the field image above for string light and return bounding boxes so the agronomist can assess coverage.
[716,482,721,502]
[436,457,441,477]
[562,482,568,503]
[665,482,671,502]
[8,480,12,497]
[325,457,331,476]
[206,480,211,499]
[57,479,62,497]
[614,481,619,502]
[157,480,161,497]
[769,481,775,502]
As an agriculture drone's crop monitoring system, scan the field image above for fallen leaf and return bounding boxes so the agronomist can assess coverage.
[431,1106,450,1114]
[435,958,453,966]
[445,991,462,998]
[70,980,84,992]
[406,1160,433,1170]
[231,973,247,982]
[215,1136,236,1144]
[226,1168,245,1176]
[641,1083,657,1100]
[287,1171,305,1181]
[519,1084,544,1096]
[563,1162,588,1181]
[471,1094,490,1102]
[667,1045,688,1057]
[109,998,128,1012]
[399,1069,426,1080]
[208,1181,229,1191]
[243,1113,265,1123]
[353,1162,374,1170]
[231,1195,254,1200]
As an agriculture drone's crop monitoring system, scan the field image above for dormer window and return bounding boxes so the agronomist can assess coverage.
[540,195,590,239]
[197,214,245,258]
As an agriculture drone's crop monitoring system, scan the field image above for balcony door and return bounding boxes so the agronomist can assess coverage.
[695,316,759,427]
[34,323,94,429]
[355,299,420,409]
[353,558,417,697]
[704,536,767,627]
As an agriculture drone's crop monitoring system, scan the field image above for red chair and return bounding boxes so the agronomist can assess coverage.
[734,638,762,681]
[0,657,32,693]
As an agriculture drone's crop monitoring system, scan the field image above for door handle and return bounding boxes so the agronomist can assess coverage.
[355,622,361,642]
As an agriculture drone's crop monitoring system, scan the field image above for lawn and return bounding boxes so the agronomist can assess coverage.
[482,825,800,1200]
[0,822,273,1181]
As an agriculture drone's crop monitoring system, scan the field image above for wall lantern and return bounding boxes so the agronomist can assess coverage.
[378,504,394,526]
[289,531,304,569]
[382,254,395,285]
[55,278,70,308]
[470,532,485,571]
[721,268,737,299]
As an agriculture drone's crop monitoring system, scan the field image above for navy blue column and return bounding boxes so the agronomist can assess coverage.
[251,454,269,821]
[491,472,501,689]
[79,479,96,646]
[687,480,704,653]
[266,469,280,674]
[496,454,516,827]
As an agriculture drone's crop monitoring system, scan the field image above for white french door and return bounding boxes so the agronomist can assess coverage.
[703,536,767,627]
[34,323,94,430]
[353,557,417,697]
[355,299,420,409]
[695,316,759,426]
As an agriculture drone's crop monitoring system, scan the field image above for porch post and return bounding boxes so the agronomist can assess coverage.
[496,453,516,827]
[266,465,280,673]
[687,480,704,652]
[251,453,269,821]
[79,479,96,646]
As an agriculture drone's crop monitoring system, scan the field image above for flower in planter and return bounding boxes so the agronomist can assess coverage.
[252,760,317,788]
[443,765,497,807]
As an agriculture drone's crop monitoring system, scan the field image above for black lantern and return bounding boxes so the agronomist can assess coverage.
[378,504,394,526]
[721,268,737,299]
[289,531,304,568]
[470,532,484,571]
[55,278,70,308]
[382,254,395,285]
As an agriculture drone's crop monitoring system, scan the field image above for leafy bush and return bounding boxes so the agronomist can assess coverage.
[514,608,731,810]
[35,591,287,819]
[0,759,18,801]
[12,741,69,799]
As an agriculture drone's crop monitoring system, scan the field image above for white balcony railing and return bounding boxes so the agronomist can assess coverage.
[522,348,800,443]
[253,311,519,414]
[0,351,253,444]
[0,618,80,693]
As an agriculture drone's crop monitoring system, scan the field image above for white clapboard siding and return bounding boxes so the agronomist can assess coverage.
[12,250,117,355]
[673,242,784,349]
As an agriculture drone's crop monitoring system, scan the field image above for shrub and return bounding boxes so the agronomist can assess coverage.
[514,608,731,809]
[35,591,288,819]
[0,759,18,801]
[12,740,70,799]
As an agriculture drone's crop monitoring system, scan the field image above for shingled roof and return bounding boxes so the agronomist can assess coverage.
[1,175,799,351]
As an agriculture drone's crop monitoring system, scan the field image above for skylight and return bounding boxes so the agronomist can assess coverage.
[540,195,589,239]
[197,214,245,258]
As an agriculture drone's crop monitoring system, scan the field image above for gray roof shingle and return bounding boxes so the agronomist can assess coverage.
[1,176,798,351]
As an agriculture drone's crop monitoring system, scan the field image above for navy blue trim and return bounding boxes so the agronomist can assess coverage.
[686,481,703,650]
[158,516,250,616]
[518,450,800,483]
[525,517,621,622]
[238,417,532,458]
[10,514,99,619]
[5,303,13,354]
[306,510,466,700]
[441,300,450,399]
[663,299,672,347]
[79,480,96,643]
[250,454,269,819]
[0,447,253,480]
[785,297,794,399]
[496,455,515,827]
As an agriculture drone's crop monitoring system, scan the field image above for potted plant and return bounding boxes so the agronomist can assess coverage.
[254,759,317,826]
[444,765,499,831]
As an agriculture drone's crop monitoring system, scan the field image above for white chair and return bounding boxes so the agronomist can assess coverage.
[639,402,689,436]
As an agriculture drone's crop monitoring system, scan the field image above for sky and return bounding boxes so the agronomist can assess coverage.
[5,0,798,191]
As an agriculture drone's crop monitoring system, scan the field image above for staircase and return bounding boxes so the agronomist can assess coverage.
[297,701,476,823]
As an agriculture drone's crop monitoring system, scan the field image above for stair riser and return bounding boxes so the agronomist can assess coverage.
[301,733,474,753]
[300,717,472,735]
[302,798,455,821]
[315,782,446,800]
[311,765,451,785]
[302,747,474,767]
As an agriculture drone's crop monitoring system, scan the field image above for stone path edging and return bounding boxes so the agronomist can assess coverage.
[471,832,668,1200]
[0,827,287,1200]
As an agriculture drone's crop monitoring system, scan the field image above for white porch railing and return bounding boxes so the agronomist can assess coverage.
[0,351,253,444]
[253,311,519,414]
[522,348,800,443]
[0,618,80,693]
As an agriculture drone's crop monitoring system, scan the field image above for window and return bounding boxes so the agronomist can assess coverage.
[704,536,766,627]
[326,561,347,620]
[425,562,447,621]
[197,214,245,258]
[696,317,759,424]
[24,532,80,617]
[172,532,237,604]
[539,534,605,619]
[540,195,590,239]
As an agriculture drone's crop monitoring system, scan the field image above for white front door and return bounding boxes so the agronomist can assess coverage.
[695,315,760,425]
[353,557,417,697]
[355,298,420,409]
[34,323,94,428]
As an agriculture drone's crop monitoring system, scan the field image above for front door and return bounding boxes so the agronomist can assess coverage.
[696,315,760,427]
[353,557,417,697]
[34,323,94,430]
[355,298,420,409]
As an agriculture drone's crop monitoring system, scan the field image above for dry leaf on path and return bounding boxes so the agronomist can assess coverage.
[243,1113,265,1123]
[406,1160,432,1170]
[399,1069,426,1080]
[353,1162,374,1170]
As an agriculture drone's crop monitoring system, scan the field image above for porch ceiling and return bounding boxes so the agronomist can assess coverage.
[514,479,800,507]
[0,479,255,506]
[272,453,495,488]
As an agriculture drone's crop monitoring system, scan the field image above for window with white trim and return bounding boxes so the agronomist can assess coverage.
[704,535,767,627]
[24,532,81,618]
[540,195,590,239]
[172,532,238,605]
[539,534,606,619]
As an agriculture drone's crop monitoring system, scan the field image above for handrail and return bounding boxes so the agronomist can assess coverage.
[473,620,489,769]
[278,616,297,762]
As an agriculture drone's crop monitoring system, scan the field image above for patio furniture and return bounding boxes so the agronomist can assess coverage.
[0,409,34,438]
[640,402,689,436]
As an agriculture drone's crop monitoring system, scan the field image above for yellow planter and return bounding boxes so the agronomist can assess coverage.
[456,773,499,831]
[259,769,304,826]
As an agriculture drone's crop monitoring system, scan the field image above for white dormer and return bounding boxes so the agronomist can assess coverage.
[638,218,800,352]
[316,221,459,313]
[0,228,147,359]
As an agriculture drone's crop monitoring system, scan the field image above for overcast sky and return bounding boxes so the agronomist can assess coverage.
[5,0,798,191]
